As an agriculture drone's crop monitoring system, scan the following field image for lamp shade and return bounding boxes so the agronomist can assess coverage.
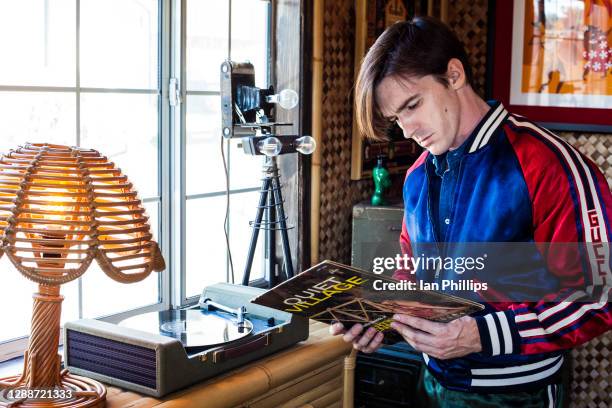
[0,143,165,408]
[0,143,165,283]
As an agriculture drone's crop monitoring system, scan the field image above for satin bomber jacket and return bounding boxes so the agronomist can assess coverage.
[393,102,612,393]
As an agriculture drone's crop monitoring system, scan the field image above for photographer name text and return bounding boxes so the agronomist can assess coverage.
[373,279,487,292]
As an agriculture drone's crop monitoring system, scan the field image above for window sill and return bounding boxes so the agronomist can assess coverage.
[0,355,23,378]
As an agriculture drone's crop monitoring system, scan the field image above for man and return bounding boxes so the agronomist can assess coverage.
[331,16,612,407]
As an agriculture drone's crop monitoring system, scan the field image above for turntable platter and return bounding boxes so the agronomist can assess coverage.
[118,310,253,349]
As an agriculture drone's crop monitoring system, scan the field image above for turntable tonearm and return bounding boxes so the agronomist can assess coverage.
[63,283,309,397]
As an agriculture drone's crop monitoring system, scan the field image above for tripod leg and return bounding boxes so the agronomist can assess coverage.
[271,176,294,279]
[266,184,277,288]
[243,178,270,285]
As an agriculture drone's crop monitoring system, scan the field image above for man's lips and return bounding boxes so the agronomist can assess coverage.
[417,133,433,146]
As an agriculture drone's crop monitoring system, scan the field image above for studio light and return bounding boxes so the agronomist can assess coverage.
[240,135,317,157]
[257,137,282,157]
[295,136,316,155]
[266,89,299,110]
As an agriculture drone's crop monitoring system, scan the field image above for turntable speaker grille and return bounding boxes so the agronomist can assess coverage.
[66,329,157,389]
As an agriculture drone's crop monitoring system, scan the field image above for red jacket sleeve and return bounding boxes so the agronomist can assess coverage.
[392,153,428,282]
[475,119,612,356]
[392,215,416,282]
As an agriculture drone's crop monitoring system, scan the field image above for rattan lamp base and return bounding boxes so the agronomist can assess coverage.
[0,370,106,408]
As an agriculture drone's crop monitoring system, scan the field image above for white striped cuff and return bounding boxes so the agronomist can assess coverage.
[475,310,520,356]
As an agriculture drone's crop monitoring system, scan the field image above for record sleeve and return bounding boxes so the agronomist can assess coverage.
[251,260,484,343]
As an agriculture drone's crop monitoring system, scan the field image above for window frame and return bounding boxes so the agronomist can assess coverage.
[0,0,170,361]
[0,0,275,362]
[173,0,273,307]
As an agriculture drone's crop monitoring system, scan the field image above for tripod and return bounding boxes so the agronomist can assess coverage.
[243,156,294,287]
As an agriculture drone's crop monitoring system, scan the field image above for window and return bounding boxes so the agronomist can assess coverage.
[0,0,163,356]
[0,0,272,361]
[181,0,271,301]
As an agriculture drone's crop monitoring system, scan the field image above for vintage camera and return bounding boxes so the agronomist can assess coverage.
[220,60,314,156]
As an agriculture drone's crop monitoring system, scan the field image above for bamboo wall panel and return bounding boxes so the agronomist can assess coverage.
[446,0,488,97]
[562,133,612,190]
[318,0,372,264]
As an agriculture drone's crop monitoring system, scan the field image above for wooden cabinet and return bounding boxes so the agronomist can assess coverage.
[103,322,351,408]
[351,201,404,275]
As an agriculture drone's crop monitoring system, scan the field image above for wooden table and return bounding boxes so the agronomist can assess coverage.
[104,322,352,408]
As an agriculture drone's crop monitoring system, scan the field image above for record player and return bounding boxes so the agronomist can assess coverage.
[63,283,309,397]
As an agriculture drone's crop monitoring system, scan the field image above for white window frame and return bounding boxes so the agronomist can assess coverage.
[170,0,272,307]
[0,0,272,362]
[0,0,170,361]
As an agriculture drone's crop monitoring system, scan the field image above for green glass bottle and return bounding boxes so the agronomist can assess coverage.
[371,156,391,206]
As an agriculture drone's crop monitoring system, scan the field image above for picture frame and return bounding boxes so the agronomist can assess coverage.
[488,0,612,132]
[350,0,436,180]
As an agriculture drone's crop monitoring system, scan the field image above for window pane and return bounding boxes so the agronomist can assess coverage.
[186,0,229,91]
[144,200,161,244]
[0,259,36,343]
[60,278,80,325]
[81,262,160,318]
[229,191,264,283]
[0,260,79,344]
[80,93,159,198]
[80,0,159,89]
[82,201,160,317]
[0,92,76,153]
[0,0,76,87]
[229,138,264,190]
[231,0,269,88]
[186,95,226,195]
[187,97,261,194]
[185,196,228,298]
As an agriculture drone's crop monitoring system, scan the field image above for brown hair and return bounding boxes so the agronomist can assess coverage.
[354,16,474,141]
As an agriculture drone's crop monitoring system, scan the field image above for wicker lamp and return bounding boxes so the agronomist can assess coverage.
[0,143,165,407]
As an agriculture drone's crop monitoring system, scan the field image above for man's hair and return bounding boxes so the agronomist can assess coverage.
[354,16,474,141]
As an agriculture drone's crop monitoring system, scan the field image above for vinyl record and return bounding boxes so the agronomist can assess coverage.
[118,309,253,349]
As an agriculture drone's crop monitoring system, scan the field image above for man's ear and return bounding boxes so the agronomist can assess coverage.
[447,58,466,90]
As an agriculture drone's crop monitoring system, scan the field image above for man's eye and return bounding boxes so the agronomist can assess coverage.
[407,100,421,110]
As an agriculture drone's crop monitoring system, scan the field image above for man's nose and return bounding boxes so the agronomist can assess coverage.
[397,119,418,140]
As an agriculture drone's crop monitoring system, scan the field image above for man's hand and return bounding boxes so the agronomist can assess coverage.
[329,322,385,353]
[390,314,482,359]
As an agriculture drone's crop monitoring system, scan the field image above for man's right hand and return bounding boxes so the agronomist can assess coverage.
[329,322,385,353]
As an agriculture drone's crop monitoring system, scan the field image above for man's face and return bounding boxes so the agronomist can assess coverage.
[375,74,461,155]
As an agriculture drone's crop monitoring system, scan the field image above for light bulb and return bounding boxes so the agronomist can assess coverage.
[295,136,316,155]
[266,89,299,110]
[257,137,282,157]
[278,89,299,109]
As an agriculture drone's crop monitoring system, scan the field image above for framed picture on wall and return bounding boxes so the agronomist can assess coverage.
[489,0,612,132]
[350,0,436,180]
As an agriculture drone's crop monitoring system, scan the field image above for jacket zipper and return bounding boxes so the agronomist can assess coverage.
[428,158,465,284]
[445,159,465,245]
[440,159,465,283]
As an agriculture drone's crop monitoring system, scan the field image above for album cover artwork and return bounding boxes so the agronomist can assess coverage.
[251,260,484,343]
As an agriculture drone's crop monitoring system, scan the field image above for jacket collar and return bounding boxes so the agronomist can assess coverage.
[467,101,508,153]
[431,133,470,176]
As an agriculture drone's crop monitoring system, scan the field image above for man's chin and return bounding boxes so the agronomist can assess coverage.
[426,146,447,155]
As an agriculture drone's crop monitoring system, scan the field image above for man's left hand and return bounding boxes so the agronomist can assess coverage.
[390,314,482,359]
